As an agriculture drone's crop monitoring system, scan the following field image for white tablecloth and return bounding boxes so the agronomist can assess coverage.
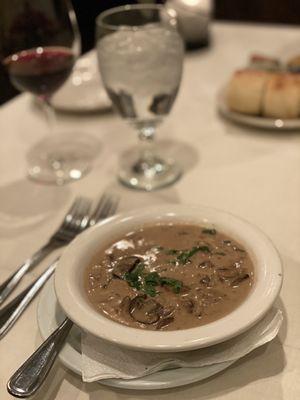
[1,22,300,399]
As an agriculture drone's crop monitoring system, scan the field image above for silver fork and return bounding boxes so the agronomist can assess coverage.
[0,197,92,305]
[0,197,92,340]
[0,194,118,340]
[7,195,118,398]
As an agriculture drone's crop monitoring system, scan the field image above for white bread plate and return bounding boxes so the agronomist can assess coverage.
[217,85,300,130]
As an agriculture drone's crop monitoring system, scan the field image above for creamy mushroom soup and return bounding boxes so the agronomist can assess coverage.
[84,224,254,331]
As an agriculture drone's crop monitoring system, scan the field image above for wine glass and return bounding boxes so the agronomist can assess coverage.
[0,0,96,184]
[96,4,184,191]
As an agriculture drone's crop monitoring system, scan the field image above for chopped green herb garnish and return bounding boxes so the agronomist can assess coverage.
[124,264,183,297]
[143,272,160,296]
[199,246,211,253]
[165,249,180,255]
[160,277,183,293]
[202,228,217,235]
[177,245,211,264]
[124,263,145,290]
[144,272,161,285]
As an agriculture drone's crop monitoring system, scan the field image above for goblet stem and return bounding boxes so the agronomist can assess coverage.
[132,125,164,177]
[38,97,56,134]
[137,126,156,166]
[138,125,155,141]
[118,122,181,190]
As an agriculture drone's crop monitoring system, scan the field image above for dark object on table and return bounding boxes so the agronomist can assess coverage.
[72,0,139,53]
[165,0,213,50]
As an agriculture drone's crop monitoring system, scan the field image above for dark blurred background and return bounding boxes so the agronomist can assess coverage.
[1,0,300,105]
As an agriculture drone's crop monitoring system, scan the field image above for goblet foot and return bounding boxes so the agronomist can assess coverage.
[118,146,181,191]
[27,133,100,185]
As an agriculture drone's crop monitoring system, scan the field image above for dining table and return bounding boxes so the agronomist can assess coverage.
[1,20,300,400]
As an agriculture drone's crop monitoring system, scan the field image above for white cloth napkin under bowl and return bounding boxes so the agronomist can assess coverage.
[81,308,282,382]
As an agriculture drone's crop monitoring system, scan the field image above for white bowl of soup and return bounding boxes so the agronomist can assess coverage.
[55,204,282,352]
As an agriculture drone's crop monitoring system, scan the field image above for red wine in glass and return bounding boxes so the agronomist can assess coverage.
[3,46,75,96]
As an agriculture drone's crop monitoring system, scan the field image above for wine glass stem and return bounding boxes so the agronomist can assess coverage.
[39,97,56,134]
[38,97,65,172]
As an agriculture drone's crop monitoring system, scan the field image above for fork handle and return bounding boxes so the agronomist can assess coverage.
[7,318,73,398]
[0,242,58,305]
[0,258,58,340]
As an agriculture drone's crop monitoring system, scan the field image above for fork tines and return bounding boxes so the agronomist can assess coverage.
[89,193,119,226]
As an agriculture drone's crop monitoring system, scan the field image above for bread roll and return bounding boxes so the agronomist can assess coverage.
[262,73,300,119]
[227,69,271,115]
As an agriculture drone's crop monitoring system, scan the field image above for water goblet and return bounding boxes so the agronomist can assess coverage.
[96,4,184,191]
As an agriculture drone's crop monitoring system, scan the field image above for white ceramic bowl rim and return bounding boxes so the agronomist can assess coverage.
[55,204,283,352]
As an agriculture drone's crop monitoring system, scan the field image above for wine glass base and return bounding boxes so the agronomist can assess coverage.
[118,147,181,191]
[28,160,91,185]
[26,133,100,185]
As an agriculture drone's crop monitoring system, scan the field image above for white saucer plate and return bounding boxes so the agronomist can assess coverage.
[217,87,300,130]
[50,52,111,113]
[37,277,234,391]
